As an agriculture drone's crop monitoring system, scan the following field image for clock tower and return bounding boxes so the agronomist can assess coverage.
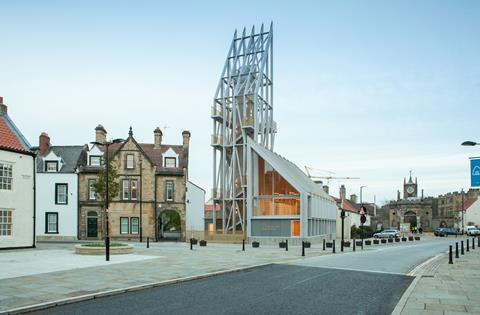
[403,171,418,199]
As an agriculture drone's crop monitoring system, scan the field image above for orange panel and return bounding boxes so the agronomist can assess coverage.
[292,220,300,236]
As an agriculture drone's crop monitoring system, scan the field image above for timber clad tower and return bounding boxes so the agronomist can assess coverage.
[212,24,276,234]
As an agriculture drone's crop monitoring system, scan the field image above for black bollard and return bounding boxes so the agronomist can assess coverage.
[147,237,150,248]
[353,239,356,252]
[461,240,464,255]
[242,239,245,251]
[478,236,480,248]
[286,239,288,251]
[467,239,470,252]
[455,242,459,258]
[105,236,110,262]
[323,239,326,251]
[333,240,336,253]
[302,241,305,257]
[190,238,193,250]
[473,237,475,250]
[449,245,453,264]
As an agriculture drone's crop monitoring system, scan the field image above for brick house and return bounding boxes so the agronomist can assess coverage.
[78,125,190,241]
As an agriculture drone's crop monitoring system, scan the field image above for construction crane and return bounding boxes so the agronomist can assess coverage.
[304,166,360,185]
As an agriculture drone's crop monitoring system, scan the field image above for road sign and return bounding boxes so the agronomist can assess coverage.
[359,206,366,215]
[471,158,480,187]
[360,214,366,224]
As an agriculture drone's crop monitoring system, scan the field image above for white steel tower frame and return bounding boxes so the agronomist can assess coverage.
[211,23,276,234]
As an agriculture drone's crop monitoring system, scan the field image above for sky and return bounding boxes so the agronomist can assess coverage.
[1,1,479,205]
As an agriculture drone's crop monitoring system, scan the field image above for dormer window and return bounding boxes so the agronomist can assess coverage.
[89,156,102,166]
[164,157,176,168]
[126,154,134,169]
[45,161,58,172]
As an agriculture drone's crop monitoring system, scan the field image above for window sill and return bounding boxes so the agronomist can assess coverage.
[45,232,59,234]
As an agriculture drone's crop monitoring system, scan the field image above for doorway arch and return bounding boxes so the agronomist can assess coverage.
[404,211,417,229]
[158,210,181,241]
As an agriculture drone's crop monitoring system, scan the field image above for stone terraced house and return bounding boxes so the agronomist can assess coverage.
[78,125,191,241]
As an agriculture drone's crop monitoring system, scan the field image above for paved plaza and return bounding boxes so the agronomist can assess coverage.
[398,238,480,314]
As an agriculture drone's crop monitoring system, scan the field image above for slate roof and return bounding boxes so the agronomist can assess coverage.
[0,110,32,155]
[96,140,185,175]
[36,146,85,173]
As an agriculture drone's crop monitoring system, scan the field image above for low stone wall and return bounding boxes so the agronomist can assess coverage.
[37,235,77,241]
[75,244,134,255]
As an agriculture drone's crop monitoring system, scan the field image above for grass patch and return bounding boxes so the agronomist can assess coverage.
[82,242,128,247]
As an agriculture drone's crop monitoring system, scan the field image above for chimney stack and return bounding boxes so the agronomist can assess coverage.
[339,185,346,201]
[39,132,50,156]
[182,131,191,169]
[350,194,358,204]
[154,127,163,149]
[0,97,7,115]
[95,124,107,144]
[322,185,329,194]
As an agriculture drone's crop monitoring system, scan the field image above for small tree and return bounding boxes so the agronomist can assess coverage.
[94,155,120,208]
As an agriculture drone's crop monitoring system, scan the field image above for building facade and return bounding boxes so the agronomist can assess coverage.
[78,125,191,241]
[246,140,337,244]
[377,173,434,232]
[0,97,36,249]
[185,181,205,240]
[34,132,84,241]
[435,189,480,229]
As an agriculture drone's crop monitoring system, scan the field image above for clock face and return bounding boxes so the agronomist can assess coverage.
[407,186,414,194]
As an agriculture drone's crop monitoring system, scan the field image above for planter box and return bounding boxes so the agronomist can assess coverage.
[303,241,311,248]
[402,237,407,242]
[199,240,207,246]
[381,239,387,244]
[279,241,286,248]
[326,242,333,248]
[415,237,420,241]
[373,240,379,244]
[191,238,198,245]
[252,241,260,248]
[395,238,400,242]
[365,240,372,245]
[343,241,351,247]
[75,244,133,255]
[408,236,414,241]
[388,238,393,243]
[355,241,363,246]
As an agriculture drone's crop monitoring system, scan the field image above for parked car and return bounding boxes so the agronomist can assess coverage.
[466,227,480,236]
[435,228,462,237]
[373,229,400,238]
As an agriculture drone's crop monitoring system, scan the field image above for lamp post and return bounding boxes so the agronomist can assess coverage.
[91,138,124,261]
[340,209,345,252]
[359,186,367,249]
[461,141,479,234]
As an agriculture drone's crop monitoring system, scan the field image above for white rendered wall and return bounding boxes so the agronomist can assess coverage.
[36,173,78,239]
[186,181,205,238]
[0,150,35,248]
[462,199,480,227]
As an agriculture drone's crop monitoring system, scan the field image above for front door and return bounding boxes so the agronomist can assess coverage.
[87,217,98,238]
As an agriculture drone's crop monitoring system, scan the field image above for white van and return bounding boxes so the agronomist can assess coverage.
[466,226,480,236]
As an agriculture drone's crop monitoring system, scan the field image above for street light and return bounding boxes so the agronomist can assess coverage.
[461,141,478,146]
[359,186,367,250]
[460,140,479,233]
[90,138,124,261]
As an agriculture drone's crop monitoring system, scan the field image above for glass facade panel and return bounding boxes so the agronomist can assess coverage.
[255,156,300,217]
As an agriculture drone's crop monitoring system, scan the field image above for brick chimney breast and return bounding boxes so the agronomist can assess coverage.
[181,130,191,169]
[154,127,162,149]
[39,132,50,156]
[350,194,358,204]
[95,124,107,144]
[0,96,7,115]
[339,185,346,201]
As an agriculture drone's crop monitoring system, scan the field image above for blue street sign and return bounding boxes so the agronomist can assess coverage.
[471,158,480,187]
